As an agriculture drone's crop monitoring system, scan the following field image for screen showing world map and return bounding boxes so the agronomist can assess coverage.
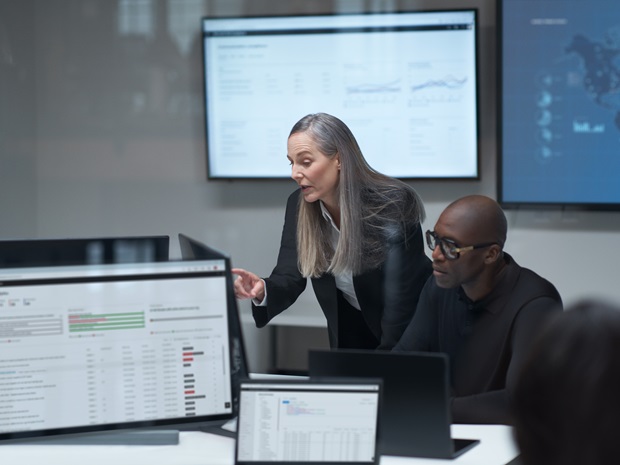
[499,0,620,209]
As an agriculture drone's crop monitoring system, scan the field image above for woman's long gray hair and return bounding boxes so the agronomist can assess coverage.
[292,113,425,277]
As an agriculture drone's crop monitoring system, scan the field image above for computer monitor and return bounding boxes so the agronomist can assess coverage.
[0,259,235,443]
[178,234,250,414]
[0,236,170,268]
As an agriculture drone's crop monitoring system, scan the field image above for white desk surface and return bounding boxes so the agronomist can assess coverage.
[0,424,519,465]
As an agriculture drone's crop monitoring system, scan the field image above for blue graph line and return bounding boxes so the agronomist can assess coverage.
[346,79,401,94]
[411,75,468,92]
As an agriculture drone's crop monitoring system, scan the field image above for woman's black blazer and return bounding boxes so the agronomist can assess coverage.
[252,189,432,349]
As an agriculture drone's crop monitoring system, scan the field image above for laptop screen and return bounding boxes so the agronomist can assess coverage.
[308,349,479,459]
[236,380,381,465]
[0,260,235,441]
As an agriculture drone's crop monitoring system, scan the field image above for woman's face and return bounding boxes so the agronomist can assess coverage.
[287,131,340,207]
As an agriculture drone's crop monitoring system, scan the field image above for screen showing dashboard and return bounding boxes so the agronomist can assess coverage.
[236,381,381,463]
[0,260,234,441]
[498,0,620,209]
[201,10,479,179]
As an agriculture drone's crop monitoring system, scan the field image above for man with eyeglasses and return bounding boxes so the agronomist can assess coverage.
[393,195,562,425]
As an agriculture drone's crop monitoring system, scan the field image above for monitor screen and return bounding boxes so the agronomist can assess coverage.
[0,260,234,441]
[201,10,479,179]
[498,0,620,210]
[236,380,381,464]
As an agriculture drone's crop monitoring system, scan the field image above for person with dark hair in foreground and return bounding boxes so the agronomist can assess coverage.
[233,113,431,350]
[393,195,563,424]
[512,299,620,465]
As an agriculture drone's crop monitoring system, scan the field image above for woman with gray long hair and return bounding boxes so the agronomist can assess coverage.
[233,113,431,349]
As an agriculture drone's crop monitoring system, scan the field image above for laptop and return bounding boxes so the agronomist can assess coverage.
[235,378,382,465]
[308,349,479,459]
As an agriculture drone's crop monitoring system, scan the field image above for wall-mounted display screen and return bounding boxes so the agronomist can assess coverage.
[498,0,620,210]
[201,10,479,179]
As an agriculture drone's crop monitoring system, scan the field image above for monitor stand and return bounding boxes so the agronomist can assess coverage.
[199,424,236,438]
[19,429,179,446]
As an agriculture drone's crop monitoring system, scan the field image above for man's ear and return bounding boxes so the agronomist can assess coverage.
[484,245,503,264]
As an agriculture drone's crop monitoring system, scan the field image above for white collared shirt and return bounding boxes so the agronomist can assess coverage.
[319,202,361,311]
[255,201,361,311]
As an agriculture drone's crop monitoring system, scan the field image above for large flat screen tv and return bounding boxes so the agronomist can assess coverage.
[0,260,235,443]
[201,10,479,180]
[498,0,620,210]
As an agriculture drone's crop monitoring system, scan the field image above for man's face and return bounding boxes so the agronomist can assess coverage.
[429,209,489,290]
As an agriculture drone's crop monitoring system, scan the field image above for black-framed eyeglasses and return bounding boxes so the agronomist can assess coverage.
[425,230,498,260]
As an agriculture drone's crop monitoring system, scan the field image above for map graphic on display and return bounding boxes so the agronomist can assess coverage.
[500,0,620,207]
[566,30,620,131]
